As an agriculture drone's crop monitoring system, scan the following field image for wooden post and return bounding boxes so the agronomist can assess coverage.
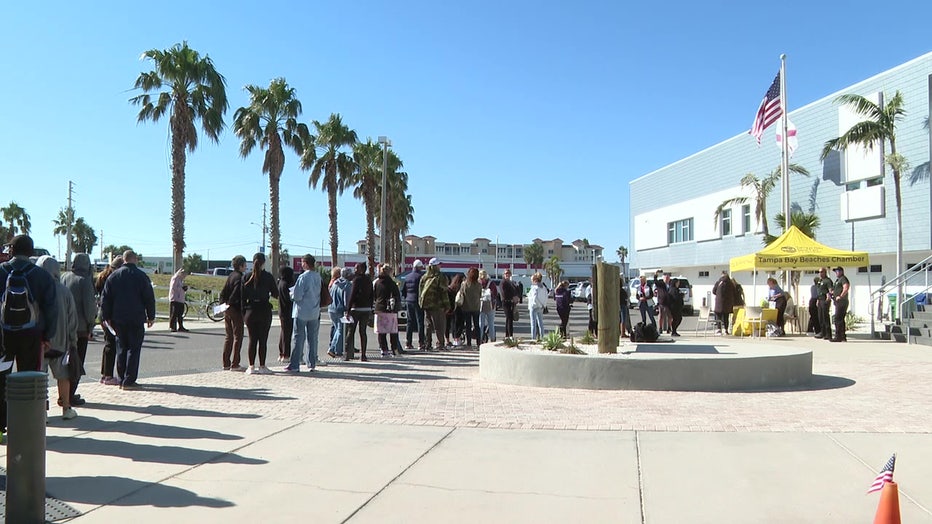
[590,264,599,327]
[597,262,620,353]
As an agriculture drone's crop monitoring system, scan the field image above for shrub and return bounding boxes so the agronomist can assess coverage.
[502,337,521,348]
[845,312,863,331]
[541,331,565,351]
[579,331,596,345]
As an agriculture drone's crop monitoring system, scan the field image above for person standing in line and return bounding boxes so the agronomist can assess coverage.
[277,265,295,363]
[459,268,482,348]
[619,277,631,339]
[326,267,341,350]
[418,258,449,351]
[554,280,572,338]
[95,256,122,385]
[477,270,498,343]
[286,255,322,371]
[447,273,465,347]
[327,267,353,358]
[37,256,79,420]
[373,264,404,357]
[344,262,373,361]
[500,270,519,339]
[831,266,851,342]
[712,271,735,334]
[403,260,427,350]
[636,275,656,328]
[60,253,96,406]
[219,256,248,371]
[242,253,278,375]
[669,279,684,337]
[653,272,672,334]
[100,250,156,390]
[815,267,833,340]
[527,272,548,340]
[807,277,822,334]
[167,269,189,333]
[766,277,787,336]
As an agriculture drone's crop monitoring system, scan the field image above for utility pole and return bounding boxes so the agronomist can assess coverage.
[65,181,74,267]
[99,230,104,261]
[261,202,267,254]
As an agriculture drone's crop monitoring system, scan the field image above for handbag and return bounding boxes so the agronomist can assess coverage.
[512,307,519,322]
[455,289,465,307]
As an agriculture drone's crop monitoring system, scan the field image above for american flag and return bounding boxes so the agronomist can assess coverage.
[867,453,896,494]
[749,72,783,144]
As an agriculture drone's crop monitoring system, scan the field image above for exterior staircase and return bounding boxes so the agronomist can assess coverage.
[909,306,932,346]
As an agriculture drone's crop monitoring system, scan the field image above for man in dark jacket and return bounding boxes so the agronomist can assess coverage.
[61,253,97,406]
[500,269,519,338]
[0,235,59,434]
[219,255,247,371]
[404,259,426,350]
[100,250,155,390]
[712,271,736,333]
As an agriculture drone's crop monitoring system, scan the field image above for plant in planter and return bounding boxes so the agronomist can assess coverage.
[579,331,596,345]
[541,331,565,351]
[502,337,522,348]
[845,312,863,331]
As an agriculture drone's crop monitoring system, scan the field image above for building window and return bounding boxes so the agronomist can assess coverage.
[721,209,732,236]
[742,204,751,234]
[667,218,694,244]
[698,271,710,278]
[857,265,883,273]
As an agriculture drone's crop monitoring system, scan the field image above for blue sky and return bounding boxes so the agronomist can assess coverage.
[3,1,931,263]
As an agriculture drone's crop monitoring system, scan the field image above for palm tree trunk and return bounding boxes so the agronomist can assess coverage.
[170,105,189,274]
[891,144,904,322]
[328,186,339,267]
[269,169,281,279]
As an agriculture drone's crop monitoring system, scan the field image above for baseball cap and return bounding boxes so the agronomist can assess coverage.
[9,235,34,256]
[428,257,441,266]
[833,266,844,272]
[413,259,424,268]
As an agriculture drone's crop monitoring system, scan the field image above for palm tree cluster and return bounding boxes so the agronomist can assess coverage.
[53,207,98,255]
[132,42,414,276]
[1,201,31,242]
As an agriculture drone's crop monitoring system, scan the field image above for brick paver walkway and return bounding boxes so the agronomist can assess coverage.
[75,336,932,433]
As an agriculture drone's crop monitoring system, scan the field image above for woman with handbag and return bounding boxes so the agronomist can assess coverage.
[527,272,548,340]
[459,268,482,348]
[373,264,404,357]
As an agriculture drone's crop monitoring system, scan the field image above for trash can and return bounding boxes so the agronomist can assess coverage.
[888,293,917,319]
[888,294,896,320]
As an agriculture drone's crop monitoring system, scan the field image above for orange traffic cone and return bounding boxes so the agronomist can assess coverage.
[874,481,901,524]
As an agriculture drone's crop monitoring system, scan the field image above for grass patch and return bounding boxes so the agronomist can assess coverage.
[502,337,521,348]
[579,331,596,345]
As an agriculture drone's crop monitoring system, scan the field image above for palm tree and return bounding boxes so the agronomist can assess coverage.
[616,245,628,264]
[305,113,358,267]
[72,218,98,254]
[763,210,821,245]
[130,42,228,273]
[233,78,310,277]
[350,139,383,273]
[821,91,907,320]
[523,243,544,272]
[388,193,415,269]
[52,207,75,257]
[543,256,563,289]
[713,164,810,237]
[1,202,31,241]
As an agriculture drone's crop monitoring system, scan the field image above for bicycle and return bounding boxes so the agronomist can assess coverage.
[180,288,224,322]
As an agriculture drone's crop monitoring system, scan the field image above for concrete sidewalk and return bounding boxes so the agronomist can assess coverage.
[10,332,932,522]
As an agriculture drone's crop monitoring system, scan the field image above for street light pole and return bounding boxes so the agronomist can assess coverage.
[378,136,391,267]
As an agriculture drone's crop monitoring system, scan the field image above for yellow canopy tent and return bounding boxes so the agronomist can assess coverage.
[730,225,869,273]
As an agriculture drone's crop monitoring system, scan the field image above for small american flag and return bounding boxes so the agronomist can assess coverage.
[749,72,783,144]
[868,453,896,494]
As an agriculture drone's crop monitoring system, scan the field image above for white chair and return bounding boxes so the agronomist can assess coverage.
[696,306,721,337]
[784,298,801,334]
[744,306,764,338]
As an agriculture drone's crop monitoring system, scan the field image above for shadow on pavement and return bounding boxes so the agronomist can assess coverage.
[47,437,267,466]
[58,416,243,441]
[142,384,296,401]
[91,403,261,419]
[310,371,465,384]
[731,374,856,393]
[46,475,234,508]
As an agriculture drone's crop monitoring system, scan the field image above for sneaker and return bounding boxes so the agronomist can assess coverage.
[62,408,78,420]
[255,366,273,375]
[178,328,190,333]
[283,366,299,373]
[230,365,246,372]
[120,382,141,390]
[222,366,231,371]
[316,360,327,367]
[245,366,256,375]
[327,351,337,358]
[103,377,121,386]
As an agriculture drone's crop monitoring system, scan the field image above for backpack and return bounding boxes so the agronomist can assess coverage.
[1,264,39,331]
[630,322,660,343]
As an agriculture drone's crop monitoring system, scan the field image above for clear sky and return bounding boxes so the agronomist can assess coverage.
[3,1,931,263]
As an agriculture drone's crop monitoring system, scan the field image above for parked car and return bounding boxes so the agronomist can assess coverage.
[573,281,591,302]
[628,276,693,314]
[211,267,233,277]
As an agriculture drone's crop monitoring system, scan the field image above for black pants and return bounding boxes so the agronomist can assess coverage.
[69,335,88,400]
[378,333,401,354]
[169,301,186,330]
[774,296,787,329]
[833,298,849,341]
[558,308,570,337]
[244,307,273,367]
[279,314,293,358]
[818,298,832,339]
[671,305,683,334]
[716,310,731,332]
[0,330,43,432]
[345,310,370,359]
[807,298,821,333]
[101,330,117,377]
[503,301,516,337]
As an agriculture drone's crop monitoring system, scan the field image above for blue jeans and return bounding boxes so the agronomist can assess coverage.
[329,310,344,356]
[290,316,320,370]
[479,309,496,342]
[639,301,656,327]
[115,322,146,385]
[405,301,425,347]
[530,307,544,340]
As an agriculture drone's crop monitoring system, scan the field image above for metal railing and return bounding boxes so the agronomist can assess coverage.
[869,253,932,337]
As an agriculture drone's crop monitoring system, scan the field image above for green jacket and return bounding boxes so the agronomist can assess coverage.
[816,276,833,299]
[418,266,449,311]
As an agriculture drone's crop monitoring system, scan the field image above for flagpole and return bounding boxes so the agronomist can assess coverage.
[779,54,792,291]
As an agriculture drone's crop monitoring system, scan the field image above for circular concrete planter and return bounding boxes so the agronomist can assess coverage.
[479,343,812,391]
